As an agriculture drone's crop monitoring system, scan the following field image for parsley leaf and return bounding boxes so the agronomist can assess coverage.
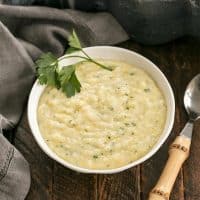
[65,31,82,54]
[70,71,81,92]
[36,52,57,68]
[59,65,76,85]
[59,65,81,97]
[68,30,82,50]
[66,47,80,54]
[36,52,60,88]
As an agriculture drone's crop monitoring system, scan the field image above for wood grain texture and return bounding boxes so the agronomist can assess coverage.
[13,37,200,200]
[52,164,96,200]
[97,167,140,200]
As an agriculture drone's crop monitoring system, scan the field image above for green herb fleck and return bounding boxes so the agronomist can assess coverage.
[144,88,150,92]
[93,155,98,159]
[109,107,114,111]
[131,122,136,126]
[130,72,135,76]
[107,136,111,140]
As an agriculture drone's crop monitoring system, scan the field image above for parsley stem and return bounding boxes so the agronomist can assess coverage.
[58,55,89,61]
[81,49,93,61]
[59,54,112,71]
[87,57,113,71]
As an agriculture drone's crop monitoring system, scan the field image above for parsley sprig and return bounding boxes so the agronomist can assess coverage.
[36,30,112,97]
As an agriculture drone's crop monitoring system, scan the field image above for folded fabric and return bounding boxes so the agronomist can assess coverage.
[0,5,128,200]
[0,133,30,200]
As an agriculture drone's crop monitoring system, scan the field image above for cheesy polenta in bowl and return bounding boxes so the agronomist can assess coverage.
[28,47,175,173]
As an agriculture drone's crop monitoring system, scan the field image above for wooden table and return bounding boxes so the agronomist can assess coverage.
[13,37,200,200]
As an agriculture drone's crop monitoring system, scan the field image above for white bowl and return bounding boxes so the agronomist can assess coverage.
[28,46,175,174]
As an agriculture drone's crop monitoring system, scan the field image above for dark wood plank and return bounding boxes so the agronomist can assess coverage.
[52,163,96,200]
[97,167,140,200]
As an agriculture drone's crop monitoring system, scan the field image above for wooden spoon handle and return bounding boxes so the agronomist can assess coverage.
[149,136,191,200]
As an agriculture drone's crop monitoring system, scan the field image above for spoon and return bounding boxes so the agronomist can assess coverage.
[149,74,200,200]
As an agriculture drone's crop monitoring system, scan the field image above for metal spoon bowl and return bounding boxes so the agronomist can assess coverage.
[184,74,200,121]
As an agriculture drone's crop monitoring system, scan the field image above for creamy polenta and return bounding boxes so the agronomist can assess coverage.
[37,60,166,169]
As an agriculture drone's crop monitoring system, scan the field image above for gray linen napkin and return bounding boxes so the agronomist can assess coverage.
[0,5,128,200]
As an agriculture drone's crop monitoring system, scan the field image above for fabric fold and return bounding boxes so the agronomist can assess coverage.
[0,135,31,200]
